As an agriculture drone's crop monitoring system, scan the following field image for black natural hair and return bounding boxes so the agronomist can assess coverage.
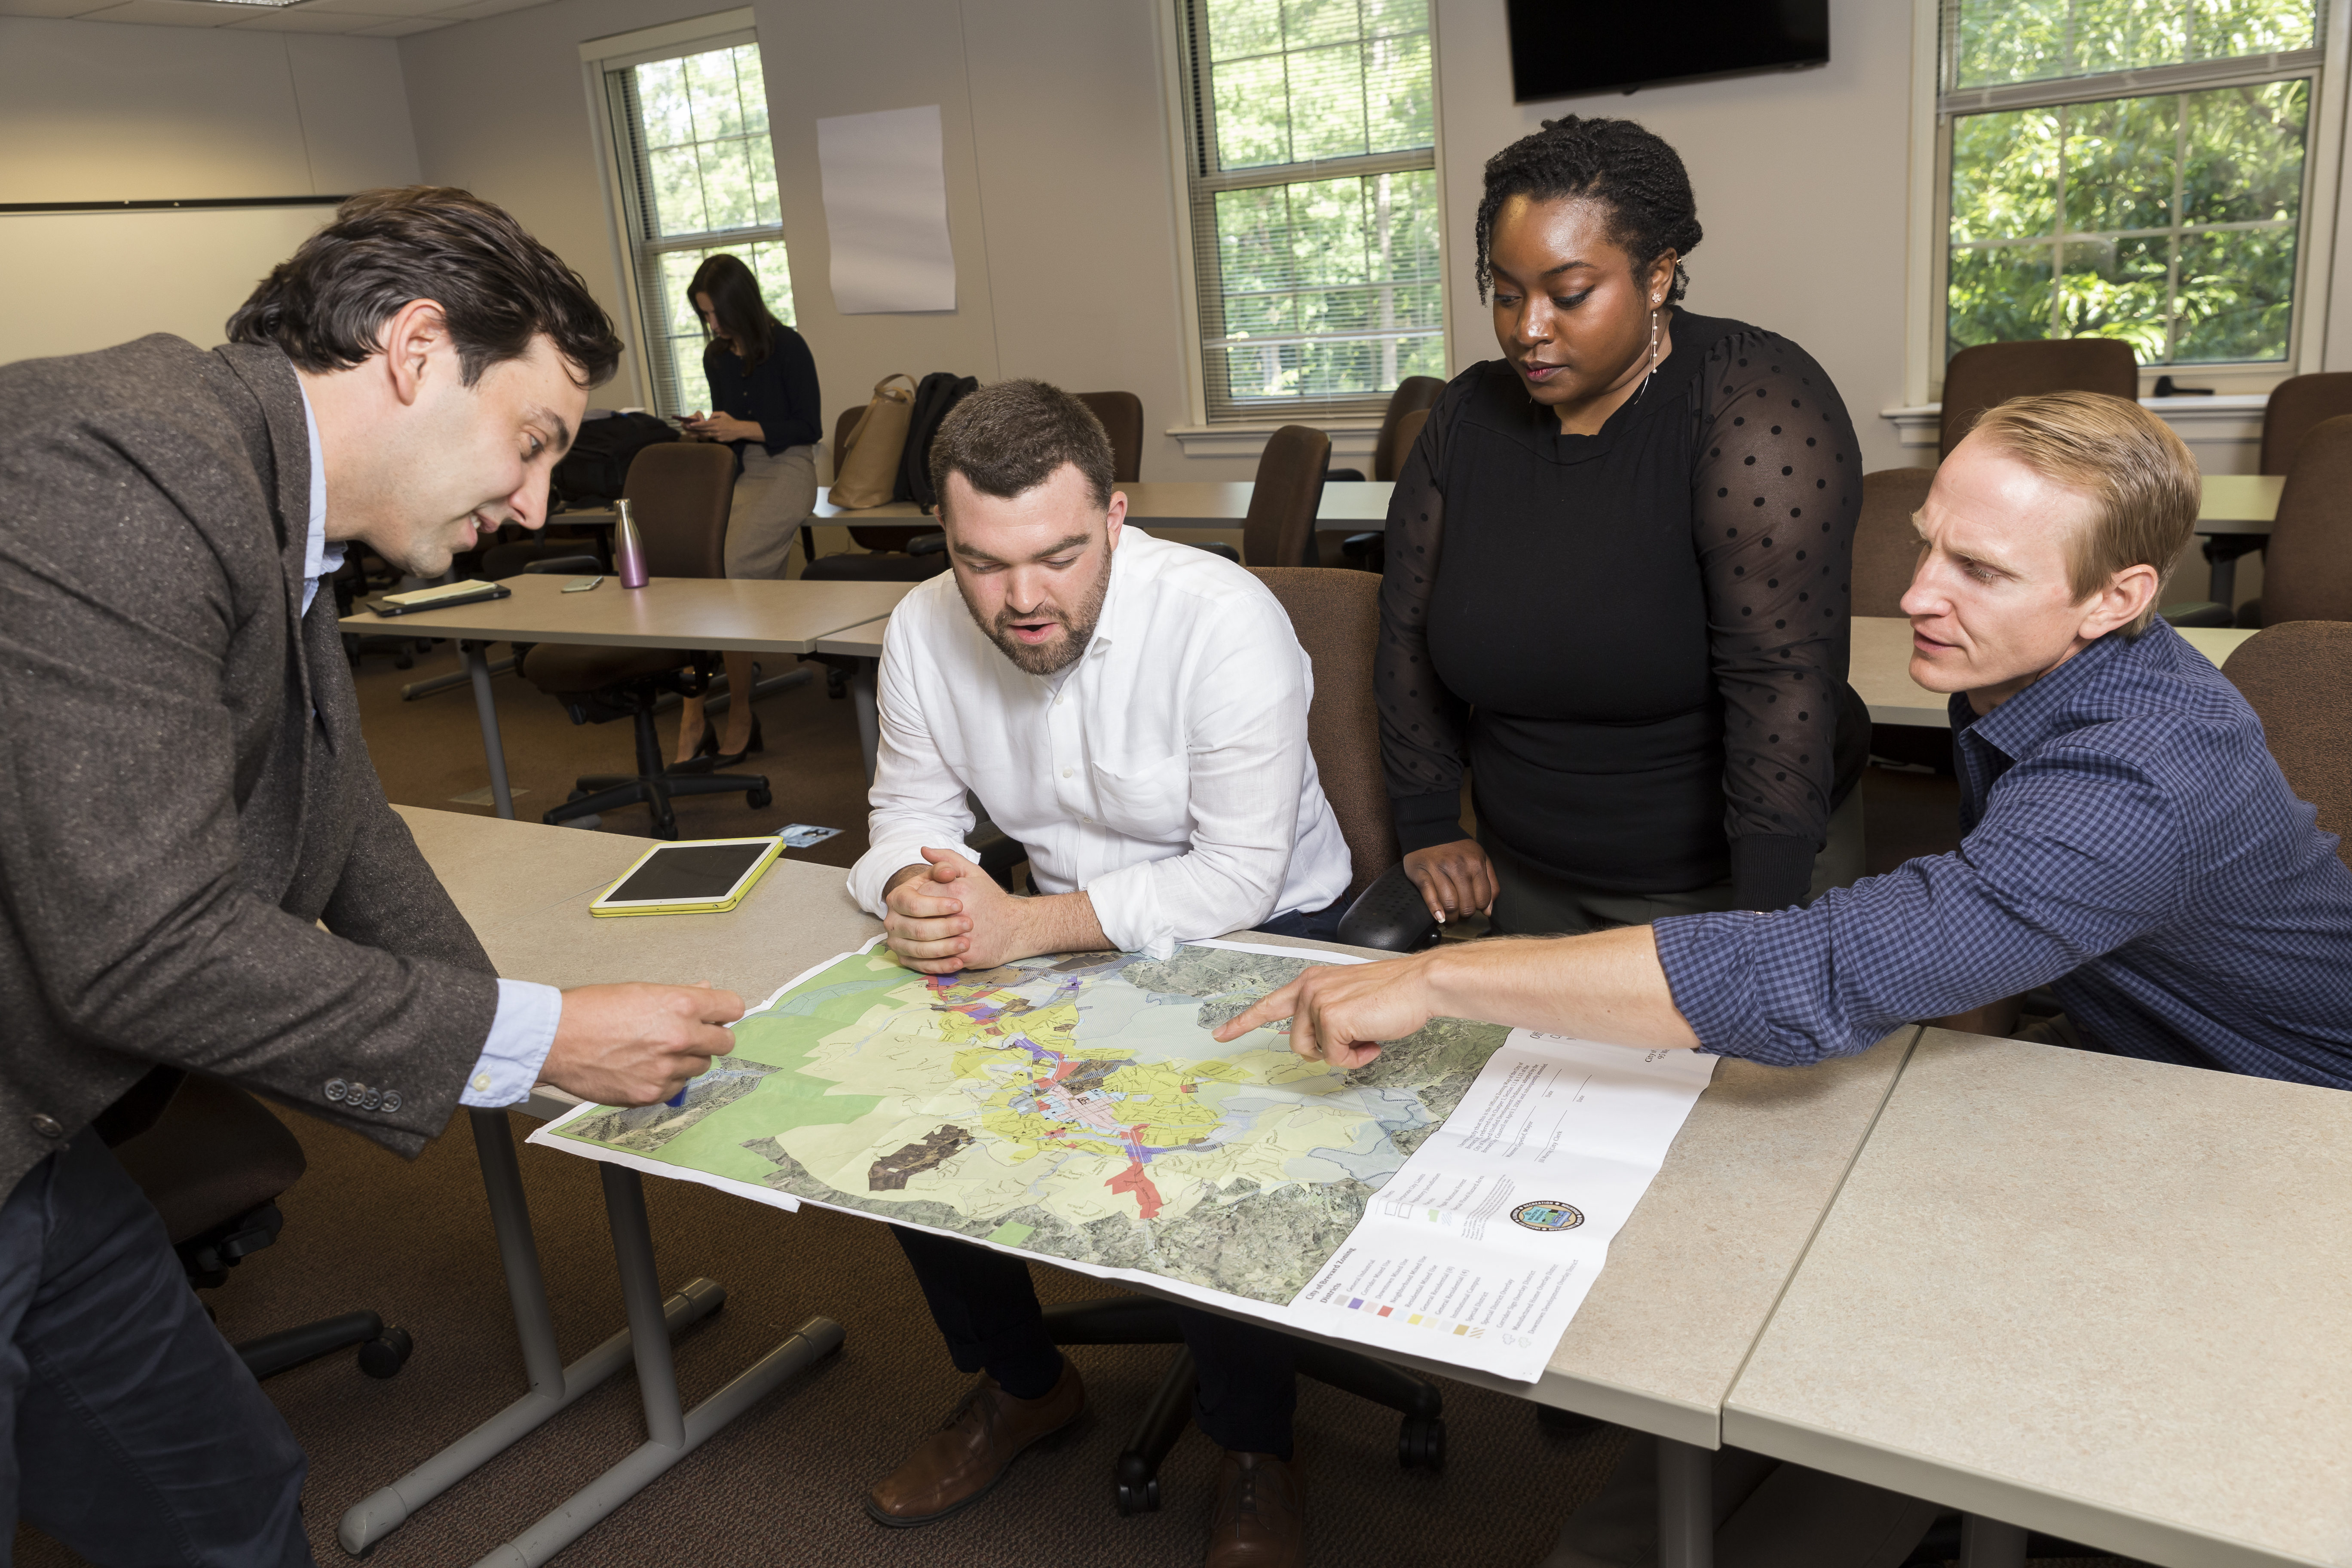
[686,252,785,370]
[227,186,623,388]
[1474,116,1703,305]
[929,380,1114,514]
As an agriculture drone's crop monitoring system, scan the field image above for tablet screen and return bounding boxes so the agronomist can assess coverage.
[602,841,774,905]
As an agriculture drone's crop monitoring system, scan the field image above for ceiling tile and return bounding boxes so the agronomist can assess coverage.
[225,5,393,24]
[292,0,459,16]
[430,0,547,18]
[348,12,447,31]
[72,0,245,25]
[0,0,121,17]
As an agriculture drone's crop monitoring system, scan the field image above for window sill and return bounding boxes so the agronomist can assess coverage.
[1881,393,2269,447]
[1166,420,1385,460]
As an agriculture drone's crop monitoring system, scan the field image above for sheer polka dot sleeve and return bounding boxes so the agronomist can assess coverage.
[1375,388,1474,855]
[1691,331,1863,909]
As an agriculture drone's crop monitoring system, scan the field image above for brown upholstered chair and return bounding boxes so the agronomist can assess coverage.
[1334,376,1446,568]
[2223,622,2352,865]
[1240,424,1330,568]
[1939,339,2139,458]
[519,442,772,838]
[1853,468,1935,618]
[802,405,949,583]
[2261,373,2352,475]
[1075,390,1144,482]
[2236,413,2352,628]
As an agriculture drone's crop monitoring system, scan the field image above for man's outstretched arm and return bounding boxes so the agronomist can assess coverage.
[1213,925,1700,1069]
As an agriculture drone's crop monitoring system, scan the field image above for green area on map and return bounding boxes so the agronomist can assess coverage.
[548,945,1508,1305]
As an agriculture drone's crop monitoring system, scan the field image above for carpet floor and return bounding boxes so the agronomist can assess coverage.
[15,643,2129,1567]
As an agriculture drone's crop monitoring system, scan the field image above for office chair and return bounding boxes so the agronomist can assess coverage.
[107,1071,414,1382]
[1040,568,1441,1514]
[2230,413,2352,629]
[1337,375,1446,570]
[1851,469,1934,619]
[518,442,773,839]
[1938,339,2139,458]
[1076,391,1145,482]
[1196,425,1329,569]
[2223,622,2352,864]
[2260,373,2352,476]
[802,407,949,583]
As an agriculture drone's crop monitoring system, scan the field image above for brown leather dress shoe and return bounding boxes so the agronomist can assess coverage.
[1204,1450,1304,1568]
[864,1360,1086,1527]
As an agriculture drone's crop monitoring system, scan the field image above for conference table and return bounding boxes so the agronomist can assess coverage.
[1850,615,2258,728]
[338,575,916,819]
[2196,473,2283,604]
[386,805,1917,1568]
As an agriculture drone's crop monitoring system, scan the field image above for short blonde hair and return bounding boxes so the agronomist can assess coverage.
[1961,391,2200,637]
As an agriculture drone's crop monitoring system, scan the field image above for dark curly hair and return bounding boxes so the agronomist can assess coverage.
[1474,116,1703,305]
[228,187,623,388]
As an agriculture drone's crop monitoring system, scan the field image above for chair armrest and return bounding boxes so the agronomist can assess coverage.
[1324,467,1368,484]
[907,530,947,557]
[2159,600,2233,628]
[522,555,606,576]
[1335,862,1439,953]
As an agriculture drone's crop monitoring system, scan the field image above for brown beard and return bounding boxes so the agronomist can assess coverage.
[955,556,1112,676]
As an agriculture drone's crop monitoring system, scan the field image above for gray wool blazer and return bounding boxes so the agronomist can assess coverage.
[0,334,502,1194]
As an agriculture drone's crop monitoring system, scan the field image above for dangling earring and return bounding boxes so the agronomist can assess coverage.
[1630,305,1662,405]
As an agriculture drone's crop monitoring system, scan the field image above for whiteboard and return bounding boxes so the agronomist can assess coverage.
[0,204,336,368]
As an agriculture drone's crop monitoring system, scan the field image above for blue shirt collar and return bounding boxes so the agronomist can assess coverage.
[295,379,345,615]
[1951,624,2152,759]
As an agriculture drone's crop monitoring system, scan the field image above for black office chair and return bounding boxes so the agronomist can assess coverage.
[519,443,773,839]
[1041,568,1440,1514]
[106,1070,414,1382]
[1335,376,1446,570]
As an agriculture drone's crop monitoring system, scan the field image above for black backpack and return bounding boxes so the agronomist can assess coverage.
[897,372,980,507]
[553,411,679,506]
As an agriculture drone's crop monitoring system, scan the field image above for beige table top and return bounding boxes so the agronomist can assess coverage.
[340,573,916,657]
[1725,1028,2352,1568]
[1851,617,2260,729]
[814,481,1393,530]
[2200,473,2283,533]
[812,617,890,658]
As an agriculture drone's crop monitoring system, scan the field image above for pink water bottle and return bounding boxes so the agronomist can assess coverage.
[612,498,649,589]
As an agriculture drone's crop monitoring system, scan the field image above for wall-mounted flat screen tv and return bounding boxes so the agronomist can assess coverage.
[1507,2,1830,103]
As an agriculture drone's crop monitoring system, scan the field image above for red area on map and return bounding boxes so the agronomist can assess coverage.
[1107,1158,1164,1219]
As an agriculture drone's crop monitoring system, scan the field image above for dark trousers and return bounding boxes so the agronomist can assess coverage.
[892,1226,1299,1459]
[2,1134,312,1568]
[1254,900,1346,943]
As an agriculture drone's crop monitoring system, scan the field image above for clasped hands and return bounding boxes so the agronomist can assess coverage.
[884,847,1029,975]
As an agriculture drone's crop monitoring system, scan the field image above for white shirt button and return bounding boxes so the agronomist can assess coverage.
[1054,695,1065,706]
[472,1072,493,1092]
[1062,767,1074,778]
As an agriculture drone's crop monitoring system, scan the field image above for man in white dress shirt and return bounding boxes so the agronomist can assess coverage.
[849,380,1350,1568]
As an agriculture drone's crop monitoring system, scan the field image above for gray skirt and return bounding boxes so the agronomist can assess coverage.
[724,442,818,580]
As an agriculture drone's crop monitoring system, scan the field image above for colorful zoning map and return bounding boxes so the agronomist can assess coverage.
[539,940,1510,1306]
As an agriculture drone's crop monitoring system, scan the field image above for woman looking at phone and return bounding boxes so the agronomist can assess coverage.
[673,252,821,765]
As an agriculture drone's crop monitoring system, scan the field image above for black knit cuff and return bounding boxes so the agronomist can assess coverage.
[1391,790,1469,855]
[1730,833,1814,913]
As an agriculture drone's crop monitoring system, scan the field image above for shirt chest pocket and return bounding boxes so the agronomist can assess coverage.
[1089,751,1191,841]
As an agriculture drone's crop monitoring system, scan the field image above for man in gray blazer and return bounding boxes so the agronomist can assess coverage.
[0,187,741,1565]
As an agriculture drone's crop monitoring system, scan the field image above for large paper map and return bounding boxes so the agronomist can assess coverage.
[545,941,1509,1306]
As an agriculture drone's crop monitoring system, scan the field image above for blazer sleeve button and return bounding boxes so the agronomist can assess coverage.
[382,1091,403,1113]
[325,1079,349,1102]
[29,1114,64,1139]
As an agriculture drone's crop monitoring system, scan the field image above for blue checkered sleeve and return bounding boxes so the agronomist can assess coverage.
[1654,744,2187,1065]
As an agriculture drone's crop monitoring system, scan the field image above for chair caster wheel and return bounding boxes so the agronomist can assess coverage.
[358,1326,412,1379]
[1398,1416,1445,1470]
[746,787,773,809]
[1114,1477,1159,1515]
[394,655,413,670]
[826,666,848,699]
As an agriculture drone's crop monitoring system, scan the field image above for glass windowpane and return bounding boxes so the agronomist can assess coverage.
[1949,243,2058,349]
[2062,95,2175,234]
[2174,226,2297,360]
[2059,234,2171,360]
[1951,110,2058,242]
[2182,79,2307,224]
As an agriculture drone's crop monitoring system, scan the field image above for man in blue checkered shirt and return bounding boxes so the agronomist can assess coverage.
[1219,391,2352,1093]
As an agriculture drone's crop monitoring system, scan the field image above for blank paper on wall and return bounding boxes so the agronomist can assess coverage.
[815,104,956,315]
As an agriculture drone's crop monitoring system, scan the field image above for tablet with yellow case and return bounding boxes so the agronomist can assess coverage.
[588,836,784,917]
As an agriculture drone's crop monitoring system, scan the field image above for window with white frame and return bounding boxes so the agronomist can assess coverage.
[1173,0,1446,422]
[601,34,792,415]
[1936,0,2324,374]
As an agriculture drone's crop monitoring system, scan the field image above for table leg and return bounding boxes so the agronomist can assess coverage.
[2208,545,2237,607]
[463,640,515,819]
[850,656,880,784]
[467,1164,846,1568]
[335,1112,727,1556]
[1959,1514,2027,1568]
[1656,1436,1713,1568]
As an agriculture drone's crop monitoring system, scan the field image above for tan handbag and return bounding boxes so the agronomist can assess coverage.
[829,374,917,508]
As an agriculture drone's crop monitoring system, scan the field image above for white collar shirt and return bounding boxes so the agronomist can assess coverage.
[848,528,1352,959]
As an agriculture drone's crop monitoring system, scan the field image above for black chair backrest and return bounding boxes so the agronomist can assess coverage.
[1246,567,1394,902]
[2261,372,2352,475]
[623,441,736,580]
[2259,413,2352,625]
[1076,391,1145,483]
[1243,426,1330,568]
[1372,377,1446,481]
[1939,339,2138,457]
[2223,622,2352,869]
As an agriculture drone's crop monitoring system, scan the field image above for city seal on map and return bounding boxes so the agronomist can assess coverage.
[1509,1200,1585,1233]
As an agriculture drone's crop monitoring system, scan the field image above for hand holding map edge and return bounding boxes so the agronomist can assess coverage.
[1214,951,1441,1069]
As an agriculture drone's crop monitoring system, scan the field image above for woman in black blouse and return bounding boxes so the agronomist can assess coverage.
[1381,117,1869,935]
[674,253,822,763]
